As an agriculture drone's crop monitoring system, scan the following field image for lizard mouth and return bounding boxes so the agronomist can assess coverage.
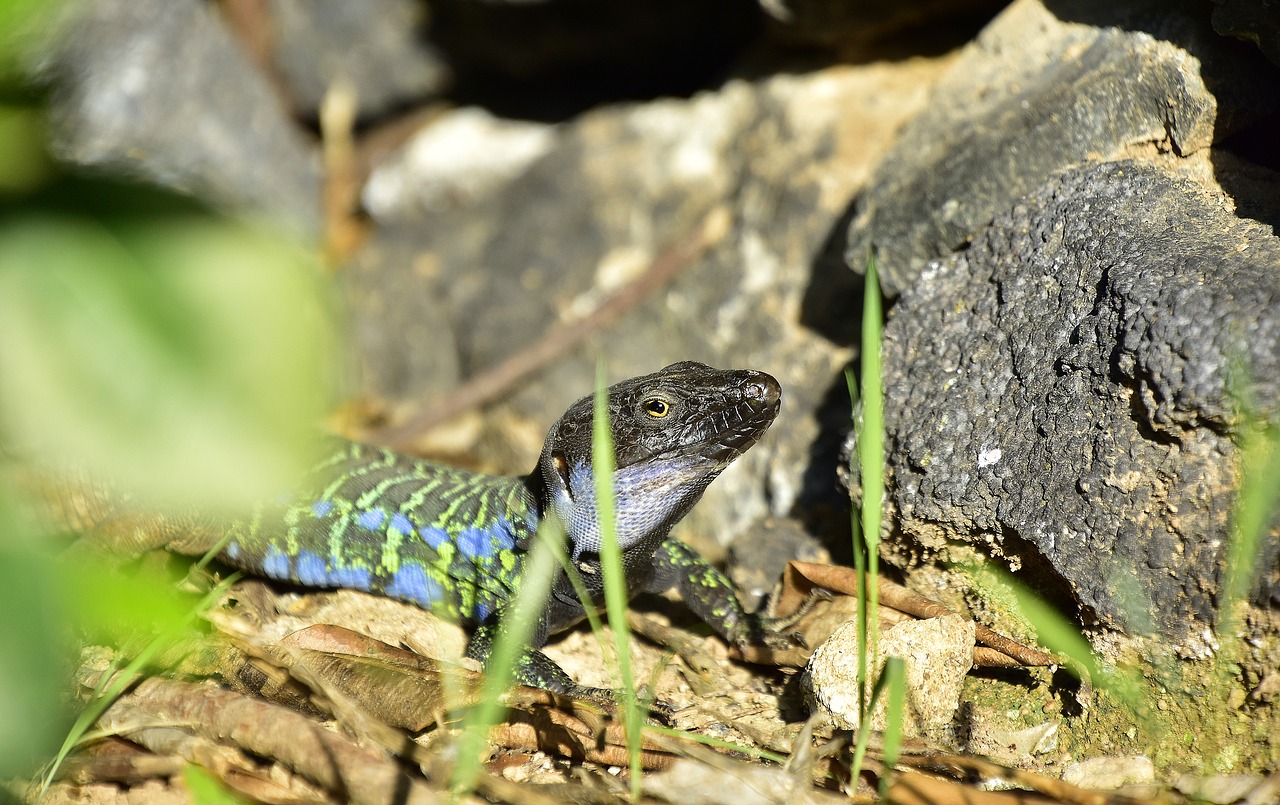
[703,372,781,464]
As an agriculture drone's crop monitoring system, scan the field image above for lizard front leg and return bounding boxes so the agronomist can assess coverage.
[648,535,815,652]
[465,621,614,705]
[648,535,763,649]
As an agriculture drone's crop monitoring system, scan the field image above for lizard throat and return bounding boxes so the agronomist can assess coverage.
[551,456,716,558]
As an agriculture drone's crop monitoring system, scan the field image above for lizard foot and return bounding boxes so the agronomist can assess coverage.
[755,587,834,647]
[560,684,675,723]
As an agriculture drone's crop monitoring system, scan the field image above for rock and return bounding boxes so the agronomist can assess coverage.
[1250,671,1280,704]
[978,722,1060,759]
[805,614,975,739]
[346,61,943,550]
[268,0,450,120]
[1211,0,1280,67]
[362,108,555,222]
[40,0,321,233]
[728,517,830,610]
[645,757,848,805]
[1175,774,1269,804]
[844,0,1280,295]
[341,228,464,422]
[873,159,1280,646]
[1062,755,1156,790]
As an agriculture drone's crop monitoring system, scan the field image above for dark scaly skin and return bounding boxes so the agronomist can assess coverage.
[216,361,782,698]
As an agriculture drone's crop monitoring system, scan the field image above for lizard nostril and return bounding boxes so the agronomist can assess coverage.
[745,382,763,399]
[743,374,781,407]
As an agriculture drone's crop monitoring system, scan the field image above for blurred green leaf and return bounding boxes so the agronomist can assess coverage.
[0,0,71,83]
[1225,421,1280,622]
[0,103,53,194]
[0,214,338,512]
[40,571,241,793]
[593,360,643,801]
[0,495,71,778]
[58,559,194,645]
[0,492,203,780]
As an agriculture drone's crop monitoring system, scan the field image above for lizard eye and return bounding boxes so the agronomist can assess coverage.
[642,398,670,418]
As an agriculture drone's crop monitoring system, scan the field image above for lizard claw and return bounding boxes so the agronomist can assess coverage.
[735,587,833,653]
[759,628,808,650]
[758,587,832,632]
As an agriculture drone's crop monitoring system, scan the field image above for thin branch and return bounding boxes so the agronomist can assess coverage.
[374,207,731,450]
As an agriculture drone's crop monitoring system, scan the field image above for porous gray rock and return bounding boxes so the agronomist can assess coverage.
[845,0,1280,295]
[876,160,1280,647]
[804,614,975,738]
[40,0,321,233]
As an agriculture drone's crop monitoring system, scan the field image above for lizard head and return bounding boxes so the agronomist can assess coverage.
[536,361,781,557]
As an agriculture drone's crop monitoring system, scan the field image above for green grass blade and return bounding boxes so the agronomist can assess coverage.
[1222,421,1280,640]
[844,249,885,783]
[859,249,884,675]
[877,657,906,801]
[848,248,887,789]
[971,564,1142,708]
[848,658,896,794]
[452,518,564,794]
[844,368,869,718]
[593,360,643,801]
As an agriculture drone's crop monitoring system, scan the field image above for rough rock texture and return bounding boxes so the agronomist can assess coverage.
[877,160,1280,646]
[804,615,975,738]
[1062,756,1156,790]
[845,0,1280,295]
[40,0,321,233]
[362,109,555,221]
[346,61,944,550]
[269,0,450,119]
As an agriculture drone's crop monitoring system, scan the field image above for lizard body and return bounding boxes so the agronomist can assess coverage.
[106,362,781,696]
[221,441,537,629]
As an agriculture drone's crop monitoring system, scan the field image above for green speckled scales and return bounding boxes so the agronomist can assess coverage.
[221,440,540,625]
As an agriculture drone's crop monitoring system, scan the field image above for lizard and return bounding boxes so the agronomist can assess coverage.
[114,361,784,700]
